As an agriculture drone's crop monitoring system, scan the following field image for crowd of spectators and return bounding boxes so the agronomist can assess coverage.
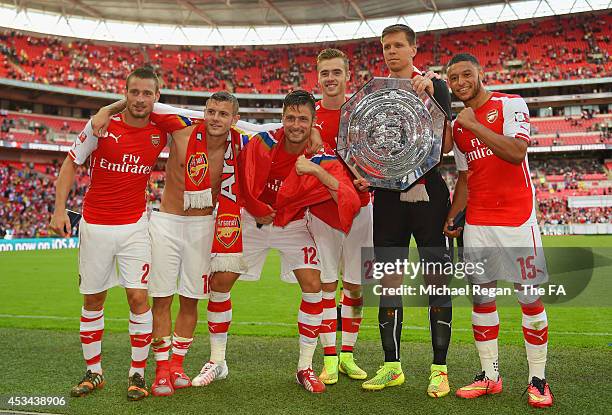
[0,13,609,94]
[441,158,611,228]
[0,162,164,239]
[0,157,608,238]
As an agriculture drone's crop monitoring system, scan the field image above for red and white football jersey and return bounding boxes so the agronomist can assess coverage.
[69,115,168,225]
[315,100,341,150]
[452,92,534,227]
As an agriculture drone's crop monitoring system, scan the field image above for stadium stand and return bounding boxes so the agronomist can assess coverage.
[2,157,607,239]
[0,161,164,239]
[2,109,609,148]
[1,13,610,94]
[441,158,611,228]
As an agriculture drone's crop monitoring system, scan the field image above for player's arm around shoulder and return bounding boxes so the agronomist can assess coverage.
[91,99,127,137]
[170,124,196,146]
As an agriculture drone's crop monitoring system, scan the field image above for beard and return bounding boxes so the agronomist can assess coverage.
[285,130,308,144]
[127,105,150,119]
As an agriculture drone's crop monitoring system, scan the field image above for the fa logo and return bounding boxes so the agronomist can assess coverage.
[514,112,529,123]
[486,109,498,123]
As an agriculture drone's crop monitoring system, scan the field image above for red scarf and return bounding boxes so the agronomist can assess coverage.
[150,113,245,273]
[238,128,360,232]
[184,124,213,210]
[210,128,245,273]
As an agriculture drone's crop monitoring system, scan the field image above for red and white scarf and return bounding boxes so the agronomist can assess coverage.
[211,130,245,273]
[184,124,213,210]
[183,123,246,273]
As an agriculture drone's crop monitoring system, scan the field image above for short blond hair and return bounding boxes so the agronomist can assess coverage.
[316,48,349,72]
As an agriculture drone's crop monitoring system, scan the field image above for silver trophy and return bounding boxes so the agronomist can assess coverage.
[337,77,447,190]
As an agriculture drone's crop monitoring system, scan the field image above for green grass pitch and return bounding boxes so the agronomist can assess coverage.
[0,235,610,414]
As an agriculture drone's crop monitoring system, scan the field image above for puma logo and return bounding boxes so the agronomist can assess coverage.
[107,132,122,144]
[132,334,152,344]
[300,326,317,337]
[320,321,334,331]
[473,328,490,339]
[436,320,452,328]
[526,331,546,342]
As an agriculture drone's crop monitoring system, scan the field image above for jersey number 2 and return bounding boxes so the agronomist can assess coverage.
[141,264,150,284]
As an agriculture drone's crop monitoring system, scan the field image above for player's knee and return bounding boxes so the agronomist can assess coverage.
[294,268,322,292]
[152,296,173,312]
[126,289,149,312]
[178,295,199,313]
[210,272,237,292]
[321,281,338,292]
[472,299,496,312]
[341,280,361,294]
[83,293,106,310]
[515,283,542,305]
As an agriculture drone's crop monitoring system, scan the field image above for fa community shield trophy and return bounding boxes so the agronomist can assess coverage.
[336,77,448,191]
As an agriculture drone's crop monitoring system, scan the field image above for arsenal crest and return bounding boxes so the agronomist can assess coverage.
[187,152,209,186]
[151,134,161,147]
[216,214,241,248]
[486,109,498,123]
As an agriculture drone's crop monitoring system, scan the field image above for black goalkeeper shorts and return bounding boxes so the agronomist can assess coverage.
[373,170,451,264]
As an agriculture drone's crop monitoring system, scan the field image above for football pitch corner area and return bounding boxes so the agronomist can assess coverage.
[0,235,610,414]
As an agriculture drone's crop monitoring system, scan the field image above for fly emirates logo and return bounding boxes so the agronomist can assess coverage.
[98,153,152,174]
[465,137,493,164]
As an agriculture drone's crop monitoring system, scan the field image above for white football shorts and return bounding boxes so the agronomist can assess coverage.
[463,208,548,285]
[240,210,320,282]
[148,210,214,299]
[307,203,374,285]
[78,213,150,294]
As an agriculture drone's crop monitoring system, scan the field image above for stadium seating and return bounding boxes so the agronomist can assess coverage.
[2,157,607,238]
[2,109,610,148]
[441,158,611,227]
[0,161,164,238]
[1,13,610,94]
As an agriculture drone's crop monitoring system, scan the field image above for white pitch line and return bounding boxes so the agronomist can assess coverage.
[0,412,61,415]
[0,313,610,337]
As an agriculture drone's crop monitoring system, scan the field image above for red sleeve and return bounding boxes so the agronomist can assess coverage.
[276,153,360,232]
[150,113,201,134]
[237,133,275,218]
